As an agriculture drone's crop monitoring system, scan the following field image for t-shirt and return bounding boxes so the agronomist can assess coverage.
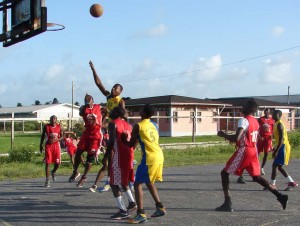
[236,115,259,147]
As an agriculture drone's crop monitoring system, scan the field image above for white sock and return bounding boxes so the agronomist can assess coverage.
[125,189,135,202]
[271,180,276,185]
[115,196,126,211]
[287,176,294,183]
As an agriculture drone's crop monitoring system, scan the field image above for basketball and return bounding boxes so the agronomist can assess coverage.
[90,4,103,18]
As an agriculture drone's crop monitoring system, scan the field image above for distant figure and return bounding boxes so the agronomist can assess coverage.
[270,110,298,191]
[123,104,166,224]
[216,101,288,212]
[63,131,84,167]
[257,108,275,175]
[40,115,63,187]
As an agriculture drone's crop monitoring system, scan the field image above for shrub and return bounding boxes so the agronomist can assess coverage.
[9,145,36,163]
[289,133,300,148]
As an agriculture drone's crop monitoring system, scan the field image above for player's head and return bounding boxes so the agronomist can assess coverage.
[84,94,94,105]
[111,84,123,96]
[50,115,57,125]
[241,100,258,116]
[109,106,126,120]
[272,110,282,121]
[141,104,156,119]
[263,108,270,116]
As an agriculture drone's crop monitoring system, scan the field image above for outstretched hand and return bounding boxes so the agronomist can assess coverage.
[89,60,95,70]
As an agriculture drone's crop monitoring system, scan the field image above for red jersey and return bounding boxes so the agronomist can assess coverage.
[45,123,61,144]
[257,116,274,137]
[237,115,259,147]
[81,104,102,139]
[113,118,134,170]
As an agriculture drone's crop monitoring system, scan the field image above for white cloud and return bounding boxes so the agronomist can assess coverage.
[40,64,65,84]
[261,59,291,83]
[271,26,285,37]
[130,23,168,40]
[0,84,8,95]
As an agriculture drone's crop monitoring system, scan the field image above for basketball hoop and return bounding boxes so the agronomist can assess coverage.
[47,23,65,31]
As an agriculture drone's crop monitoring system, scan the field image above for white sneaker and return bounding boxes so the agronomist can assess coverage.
[89,185,97,192]
[261,168,265,175]
[99,184,110,192]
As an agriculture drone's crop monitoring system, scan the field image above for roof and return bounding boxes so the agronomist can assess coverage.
[0,103,80,114]
[213,97,298,108]
[125,95,231,107]
[254,94,300,105]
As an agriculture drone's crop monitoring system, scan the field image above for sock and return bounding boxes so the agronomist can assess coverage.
[271,180,276,185]
[287,176,294,183]
[137,208,145,214]
[115,196,127,211]
[125,189,135,203]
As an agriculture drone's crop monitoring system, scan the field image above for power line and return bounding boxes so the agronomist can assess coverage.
[76,45,300,85]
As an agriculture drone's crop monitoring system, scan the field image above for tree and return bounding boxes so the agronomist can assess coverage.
[75,101,80,106]
[0,104,2,108]
[45,101,52,105]
[35,100,41,105]
[17,103,22,107]
[52,98,59,104]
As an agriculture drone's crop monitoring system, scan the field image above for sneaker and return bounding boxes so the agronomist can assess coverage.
[215,202,233,212]
[129,213,148,224]
[261,168,265,176]
[277,194,288,210]
[127,202,137,213]
[151,207,167,218]
[284,182,298,191]
[51,171,56,182]
[76,176,87,188]
[45,180,50,188]
[110,209,129,220]
[89,185,97,193]
[237,176,246,184]
[69,171,80,182]
[99,184,110,192]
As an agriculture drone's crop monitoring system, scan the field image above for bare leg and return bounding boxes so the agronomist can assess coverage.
[45,163,50,180]
[261,152,268,169]
[271,163,278,180]
[146,183,161,204]
[278,165,289,177]
[134,183,144,212]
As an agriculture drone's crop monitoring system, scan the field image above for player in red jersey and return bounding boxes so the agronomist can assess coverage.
[107,106,137,220]
[68,94,103,187]
[63,131,84,167]
[40,115,63,187]
[216,100,288,212]
[257,108,275,175]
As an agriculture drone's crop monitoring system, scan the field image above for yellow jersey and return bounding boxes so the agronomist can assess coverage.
[138,119,164,165]
[273,120,289,145]
[106,95,122,122]
[273,119,290,165]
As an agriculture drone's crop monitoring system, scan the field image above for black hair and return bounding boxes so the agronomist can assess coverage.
[241,100,258,115]
[50,115,57,120]
[114,83,123,92]
[109,106,126,120]
[143,104,156,118]
[273,109,282,117]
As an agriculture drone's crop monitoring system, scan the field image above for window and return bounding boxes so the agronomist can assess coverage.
[197,112,202,122]
[165,111,170,123]
[190,112,195,123]
[173,111,178,122]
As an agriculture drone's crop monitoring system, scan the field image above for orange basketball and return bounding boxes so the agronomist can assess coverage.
[90,4,103,18]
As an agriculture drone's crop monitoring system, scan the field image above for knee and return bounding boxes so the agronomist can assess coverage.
[221,170,229,178]
[252,176,259,182]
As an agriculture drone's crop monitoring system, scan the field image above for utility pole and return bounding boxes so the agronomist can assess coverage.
[71,81,74,130]
[287,85,290,104]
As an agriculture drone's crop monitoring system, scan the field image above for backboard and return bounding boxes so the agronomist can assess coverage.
[0,0,47,47]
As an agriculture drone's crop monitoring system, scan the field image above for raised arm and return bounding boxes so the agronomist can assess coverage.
[89,60,110,96]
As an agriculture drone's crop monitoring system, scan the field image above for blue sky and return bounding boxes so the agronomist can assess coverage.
[1,0,300,107]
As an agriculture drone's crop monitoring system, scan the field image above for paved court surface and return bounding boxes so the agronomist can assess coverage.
[0,160,299,226]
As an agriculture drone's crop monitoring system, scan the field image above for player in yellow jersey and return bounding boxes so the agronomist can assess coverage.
[89,60,126,193]
[270,110,298,191]
[123,104,166,224]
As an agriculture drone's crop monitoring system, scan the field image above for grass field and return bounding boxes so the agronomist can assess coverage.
[1,132,300,181]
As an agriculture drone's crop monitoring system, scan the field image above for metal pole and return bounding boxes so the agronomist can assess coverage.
[71,81,74,129]
[11,112,14,150]
[287,86,290,104]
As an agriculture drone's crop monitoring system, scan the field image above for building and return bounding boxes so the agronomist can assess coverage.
[125,95,231,137]
[0,103,80,119]
[212,97,298,132]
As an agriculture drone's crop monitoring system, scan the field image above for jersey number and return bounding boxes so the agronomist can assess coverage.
[251,131,258,142]
[149,131,156,142]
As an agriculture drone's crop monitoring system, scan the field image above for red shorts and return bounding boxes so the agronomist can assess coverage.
[257,137,272,154]
[110,167,134,187]
[224,146,260,177]
[45,142,61,164]
[77,137,101,155]
[66,146,77,156]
